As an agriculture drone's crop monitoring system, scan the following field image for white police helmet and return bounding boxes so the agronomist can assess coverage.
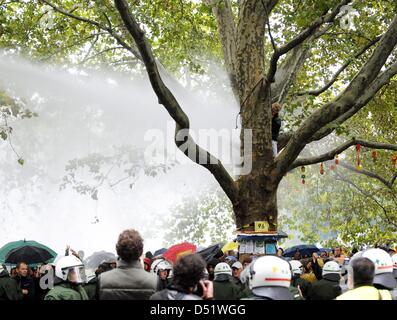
[55,255,86,284]
[248,256,293,300]
[289,260,303,275]
[362,248,396,290]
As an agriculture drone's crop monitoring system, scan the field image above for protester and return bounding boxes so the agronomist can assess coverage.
[150,254,213,300]
[277,247,284,257]
[231,261,244,288]
[206,258,219,281]
[143,257,152,272]
[306,261,341,300]
[300,260,317,283]
[271,103,282,156]
[98,229,157,300]
[311,252,324,280]
[10,268,17,279]
[337,256,392,300]
[241,257,252,269]
[224,256,237,266]
[293,250,302,261]
[289,260,311,300]
[14,262,35,301]
[44,255,89,300]
[333,246,346,266]
[0,264,23,300]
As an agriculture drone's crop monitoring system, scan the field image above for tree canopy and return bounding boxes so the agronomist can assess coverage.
[1,0,397,244]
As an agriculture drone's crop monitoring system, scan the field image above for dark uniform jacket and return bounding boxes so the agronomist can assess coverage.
[0,269,23,300]
[306,274,341,300]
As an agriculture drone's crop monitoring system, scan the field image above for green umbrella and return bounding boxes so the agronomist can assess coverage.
[0,240,57,265]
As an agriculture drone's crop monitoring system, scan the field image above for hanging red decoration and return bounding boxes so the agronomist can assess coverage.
[355,144,362,170]
[330,165,336,171]
[301,166,306,184]
[335,154,339,165]
[372,150,378,162]
[392,155,397,169]
[320,163,325,175]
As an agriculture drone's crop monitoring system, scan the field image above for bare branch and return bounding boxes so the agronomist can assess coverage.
[114,0,238,204]
[296,35,382,96]
[310,59,397,142]
[272,24,333,104]
[205,0,238,96]
[290,138,397,170]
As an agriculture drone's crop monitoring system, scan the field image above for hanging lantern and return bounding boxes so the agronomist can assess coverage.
[320,163,325,175]
[301,166,306,184]
[372,150,378,162]
[392,154,397,169]
[355,144,362,170]
[335,154,339,165]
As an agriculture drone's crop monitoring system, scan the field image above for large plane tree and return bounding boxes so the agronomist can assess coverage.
[4,0,397,232]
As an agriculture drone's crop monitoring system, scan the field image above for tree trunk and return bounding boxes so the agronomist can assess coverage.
[234,79,278,231]
[234,170,279,231]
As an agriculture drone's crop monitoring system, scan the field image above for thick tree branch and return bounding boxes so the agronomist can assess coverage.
[296,35,382,96]
[271,24,333,104]
[290,139,397,170]
[280,59,397,148]
[114,0,238,204]
[276,16,397,178]
[310,59,397,142]
[266,0,351,83]
[205,0,238,96]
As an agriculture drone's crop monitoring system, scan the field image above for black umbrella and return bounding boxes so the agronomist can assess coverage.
[84,251,116,270]
[283,244,320,258]
[5,245,55,264]
[198,243,224,263]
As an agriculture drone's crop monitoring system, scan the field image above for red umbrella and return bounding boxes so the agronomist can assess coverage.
[163,242,197,264]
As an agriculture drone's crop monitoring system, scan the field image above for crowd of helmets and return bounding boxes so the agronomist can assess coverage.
[0,229,396,300]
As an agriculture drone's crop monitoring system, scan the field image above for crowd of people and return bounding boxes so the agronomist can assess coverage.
[0,229,396,300]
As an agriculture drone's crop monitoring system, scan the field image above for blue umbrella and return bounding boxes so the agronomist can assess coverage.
[283,244,320,258]
[153,248,167,257]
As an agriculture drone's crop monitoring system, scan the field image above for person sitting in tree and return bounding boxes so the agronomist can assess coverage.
[271,103,282,157]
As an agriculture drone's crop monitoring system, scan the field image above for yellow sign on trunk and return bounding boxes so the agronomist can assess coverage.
[254,221,269,232]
